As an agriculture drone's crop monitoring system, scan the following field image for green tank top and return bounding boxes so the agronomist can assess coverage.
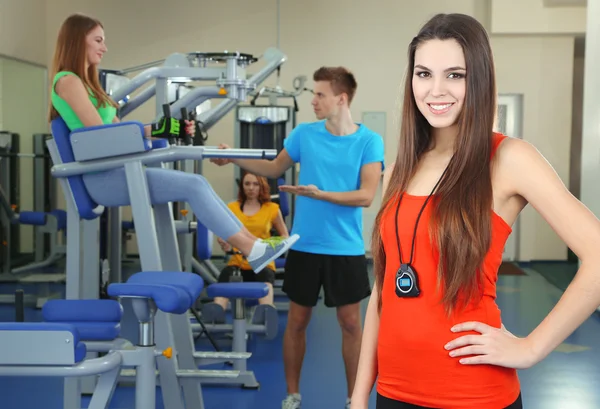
[51,71,116,130]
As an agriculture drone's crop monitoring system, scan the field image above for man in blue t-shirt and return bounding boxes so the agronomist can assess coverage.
[211,66,384,409]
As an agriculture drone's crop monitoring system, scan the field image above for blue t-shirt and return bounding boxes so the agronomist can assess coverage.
[283,120,385,256]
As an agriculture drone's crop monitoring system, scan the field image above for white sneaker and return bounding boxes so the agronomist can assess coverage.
[282,393,301,409]
[248,234,299,273]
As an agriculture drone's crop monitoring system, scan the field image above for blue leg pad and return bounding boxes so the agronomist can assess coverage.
[207,282,268,300]
[107,283,192,314]
[127,271,204,302]
[43,300,123,322]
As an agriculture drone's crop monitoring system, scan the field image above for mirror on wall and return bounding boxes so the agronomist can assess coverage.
[0,56,49,262]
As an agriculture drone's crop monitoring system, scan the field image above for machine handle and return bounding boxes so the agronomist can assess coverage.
[162,103,171,118]
[180,108,193,146]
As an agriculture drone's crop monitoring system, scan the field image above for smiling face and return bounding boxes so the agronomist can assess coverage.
[412,39,466,131]
[85,24,107,67]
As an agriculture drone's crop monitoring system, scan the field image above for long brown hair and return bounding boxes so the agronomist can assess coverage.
[48,13,117,121]
[372,13,497,315]
[237,172,272,206]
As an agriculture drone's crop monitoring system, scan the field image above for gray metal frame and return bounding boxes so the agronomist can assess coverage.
[33,133,58,262]
[194,299,259,388]
[192,300,278,388]
[113,48,287,122]
[0,349,123,409]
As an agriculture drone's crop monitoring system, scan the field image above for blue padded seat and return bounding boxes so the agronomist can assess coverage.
[207,282,269,299]
[275,258,286,269]
[196,221,213,261]
[109,272,204,314]
[43,299,123,341]
[0,322,87,363]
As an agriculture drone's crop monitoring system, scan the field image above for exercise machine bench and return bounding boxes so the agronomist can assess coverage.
[0,271,215,409]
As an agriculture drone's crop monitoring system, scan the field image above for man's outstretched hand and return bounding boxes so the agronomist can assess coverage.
[279,184,320,198]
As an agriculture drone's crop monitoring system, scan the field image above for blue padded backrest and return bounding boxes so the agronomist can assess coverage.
[277,178,289,217]
[196,221,213,261]
[50,117,101,220]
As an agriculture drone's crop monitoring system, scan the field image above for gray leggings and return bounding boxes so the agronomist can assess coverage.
[82,167,243,240]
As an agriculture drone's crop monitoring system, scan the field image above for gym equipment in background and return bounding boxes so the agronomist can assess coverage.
[96,48,287,287]
[0,131,66,307]
[0,131,20,269]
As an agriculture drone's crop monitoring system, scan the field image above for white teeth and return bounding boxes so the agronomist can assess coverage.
[430,104,452,110]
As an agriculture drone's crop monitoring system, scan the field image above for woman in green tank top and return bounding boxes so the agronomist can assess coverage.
[48,13,299,273]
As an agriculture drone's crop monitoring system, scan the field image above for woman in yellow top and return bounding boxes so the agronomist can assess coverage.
[213,171,289,311]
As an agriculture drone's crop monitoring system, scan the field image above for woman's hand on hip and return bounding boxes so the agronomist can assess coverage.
[445,321,539,369]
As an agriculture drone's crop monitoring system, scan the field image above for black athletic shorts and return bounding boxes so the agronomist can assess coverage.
[217,265,276,285]
[376,392,523,409]
[282,249,371,307]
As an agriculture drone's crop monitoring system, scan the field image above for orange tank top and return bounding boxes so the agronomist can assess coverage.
[376,133,520,408]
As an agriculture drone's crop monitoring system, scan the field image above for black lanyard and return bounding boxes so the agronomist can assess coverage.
[393,166,448,297]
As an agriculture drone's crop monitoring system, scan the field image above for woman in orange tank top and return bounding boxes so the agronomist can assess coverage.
[351,13,600,409]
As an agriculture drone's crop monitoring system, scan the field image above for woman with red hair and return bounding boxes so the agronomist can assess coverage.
[208,172,289,318]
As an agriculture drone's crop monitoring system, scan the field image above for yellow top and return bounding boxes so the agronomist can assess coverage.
[227,201,280,271]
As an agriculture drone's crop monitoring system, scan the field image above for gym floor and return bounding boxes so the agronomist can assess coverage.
[0,263,599,409]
